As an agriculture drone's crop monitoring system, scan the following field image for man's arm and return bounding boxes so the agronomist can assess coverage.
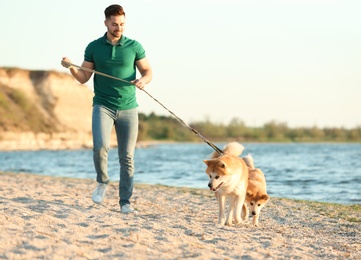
[132,57,152,90]
[61,57,94,84]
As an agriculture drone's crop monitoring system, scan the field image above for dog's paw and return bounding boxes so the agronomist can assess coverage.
[234,218,243,224]
[225,220,233,226]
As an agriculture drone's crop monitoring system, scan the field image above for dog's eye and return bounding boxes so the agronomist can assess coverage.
[208,175,211,179]
[258,204,261,206]
[215,176,219,179]
[250,203,254,206]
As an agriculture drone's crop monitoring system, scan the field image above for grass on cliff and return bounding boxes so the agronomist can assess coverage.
[0,84,57,133]
[304,200,361,223]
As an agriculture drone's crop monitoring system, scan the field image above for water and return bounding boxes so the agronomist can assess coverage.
[0,143,360,205]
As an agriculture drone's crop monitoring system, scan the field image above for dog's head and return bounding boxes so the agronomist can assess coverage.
[203,155,242,192]
[246,192,270,216]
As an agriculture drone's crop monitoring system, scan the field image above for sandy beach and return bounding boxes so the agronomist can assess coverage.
[0,172,360,259]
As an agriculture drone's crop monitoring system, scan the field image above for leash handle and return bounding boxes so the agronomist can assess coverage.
[61,60,224,155]
[62,61,132,84]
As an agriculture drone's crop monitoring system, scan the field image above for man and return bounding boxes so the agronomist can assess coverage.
[61,4,152,213]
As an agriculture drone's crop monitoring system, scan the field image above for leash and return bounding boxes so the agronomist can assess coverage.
[62,61,224,155]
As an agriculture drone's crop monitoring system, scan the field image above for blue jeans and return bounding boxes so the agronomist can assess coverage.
[92,105,138,207]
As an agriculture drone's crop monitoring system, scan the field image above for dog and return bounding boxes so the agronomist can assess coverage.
[242,154,270,227]
[203,142,249,226]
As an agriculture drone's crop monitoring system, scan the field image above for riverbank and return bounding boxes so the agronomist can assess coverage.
[0,172,360,259]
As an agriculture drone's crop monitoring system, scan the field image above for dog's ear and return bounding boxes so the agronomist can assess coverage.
[247,191,253,197]
[203,159,211,166]
[262,194,270,201]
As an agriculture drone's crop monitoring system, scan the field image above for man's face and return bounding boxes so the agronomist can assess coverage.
[105,15,125,38]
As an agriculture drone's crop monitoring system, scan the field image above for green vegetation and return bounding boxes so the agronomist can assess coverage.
[138,112,361,142]
[0,83,58,133]
[295,199,361,223]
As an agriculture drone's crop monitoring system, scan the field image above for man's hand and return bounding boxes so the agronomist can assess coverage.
[61,57,73,69]
[131,79,145,90]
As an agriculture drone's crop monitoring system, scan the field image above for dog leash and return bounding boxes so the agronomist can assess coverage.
[61,61,224,155]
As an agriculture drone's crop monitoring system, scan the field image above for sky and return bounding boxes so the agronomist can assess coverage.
[1,0,360,129]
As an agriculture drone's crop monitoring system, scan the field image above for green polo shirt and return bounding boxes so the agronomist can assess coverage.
[84,33,146,110]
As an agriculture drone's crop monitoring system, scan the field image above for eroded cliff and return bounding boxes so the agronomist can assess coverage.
[0,68,96,150]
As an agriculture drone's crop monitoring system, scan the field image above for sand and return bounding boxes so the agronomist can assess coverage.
[0,172,360,260]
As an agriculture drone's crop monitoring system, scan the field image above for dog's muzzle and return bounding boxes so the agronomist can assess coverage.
[208,182,223,192]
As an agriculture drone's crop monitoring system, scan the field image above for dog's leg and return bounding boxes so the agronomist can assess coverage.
[235,193,247,224]
[215,191,219,203]
[218,194,227,225]
[253,214,259,227]
[226,196,235,226]
[233,196,243,224]
[242,203,249,221]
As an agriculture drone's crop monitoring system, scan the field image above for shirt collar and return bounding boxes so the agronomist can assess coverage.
[102,32,125,46]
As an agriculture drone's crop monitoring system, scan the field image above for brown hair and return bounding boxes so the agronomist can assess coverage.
[104,4,125,19]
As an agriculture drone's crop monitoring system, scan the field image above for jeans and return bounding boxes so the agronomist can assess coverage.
[92,105,138,207]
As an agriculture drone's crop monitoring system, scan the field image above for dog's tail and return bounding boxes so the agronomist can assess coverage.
[211,142,244,159]
[243,154,255,169]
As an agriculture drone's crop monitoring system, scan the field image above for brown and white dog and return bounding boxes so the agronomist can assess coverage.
[242,155,270,227]
[203,142,249,226]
